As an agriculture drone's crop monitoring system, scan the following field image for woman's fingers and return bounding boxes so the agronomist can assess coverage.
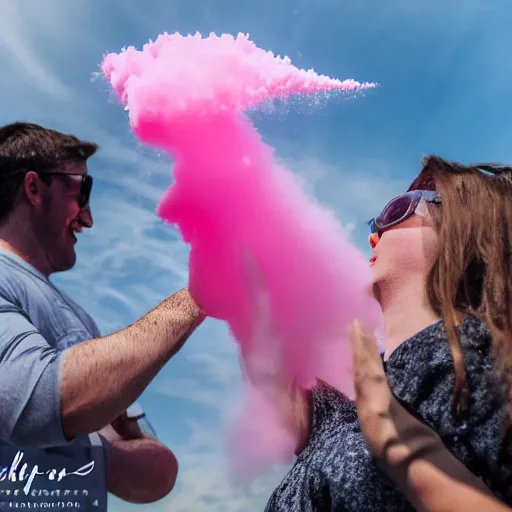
[349,320,389,403]
[350,320,397,460]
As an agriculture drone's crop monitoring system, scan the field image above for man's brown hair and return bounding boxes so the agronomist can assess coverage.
[0,122,98,222]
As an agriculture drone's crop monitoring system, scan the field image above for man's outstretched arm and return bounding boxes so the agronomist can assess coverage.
[0,288,204,447]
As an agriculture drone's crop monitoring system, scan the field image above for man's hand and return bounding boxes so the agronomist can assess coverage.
[106,436,178,504]
[98,411,143,443]
[98,412,178,504]
[111,411,144,440]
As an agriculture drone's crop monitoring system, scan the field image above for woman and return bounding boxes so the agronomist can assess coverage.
[259,155,512,511]
[348,164,512,512]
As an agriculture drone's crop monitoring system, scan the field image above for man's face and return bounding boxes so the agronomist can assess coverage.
[32,161,94,273]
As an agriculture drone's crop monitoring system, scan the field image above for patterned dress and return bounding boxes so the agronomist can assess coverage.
[265,317,512,511]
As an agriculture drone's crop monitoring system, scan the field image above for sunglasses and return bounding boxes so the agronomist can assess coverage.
[368,189,440,236]
[43,172,93,209]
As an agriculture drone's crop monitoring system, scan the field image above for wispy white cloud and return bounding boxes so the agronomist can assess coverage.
[164,463,284,512]
[153,376,230,409]
[0,3,71,101]
[0,0,107,105]
[152,418,289,512]
[284,154,407,211]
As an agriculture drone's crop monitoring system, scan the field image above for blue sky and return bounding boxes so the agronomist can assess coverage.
[1,0,511,510]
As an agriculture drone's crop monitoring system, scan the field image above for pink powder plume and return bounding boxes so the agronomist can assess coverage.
[102,32,382,479]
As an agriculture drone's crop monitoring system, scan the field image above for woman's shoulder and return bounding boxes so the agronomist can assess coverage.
[388,316,491,365]
[386,316,495,399]
[384,315,504,447]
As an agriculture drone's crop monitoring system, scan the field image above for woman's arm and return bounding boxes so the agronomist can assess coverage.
[349,320,510,512]
[240,352,312,454]
[238,253,313,454]
[406,459,510,512]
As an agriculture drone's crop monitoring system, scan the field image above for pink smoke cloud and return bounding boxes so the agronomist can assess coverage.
[102,31,382,480]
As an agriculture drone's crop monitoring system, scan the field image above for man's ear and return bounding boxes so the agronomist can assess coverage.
[22,171,44,207]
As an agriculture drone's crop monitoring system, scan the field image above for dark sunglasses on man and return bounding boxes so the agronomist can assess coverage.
[43,172,93,209]
[7,167,94,210]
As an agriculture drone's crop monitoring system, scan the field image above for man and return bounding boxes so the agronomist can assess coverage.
[0,122,205,508]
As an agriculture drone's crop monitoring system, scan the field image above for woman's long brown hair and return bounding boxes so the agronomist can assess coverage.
[413,156,512,419]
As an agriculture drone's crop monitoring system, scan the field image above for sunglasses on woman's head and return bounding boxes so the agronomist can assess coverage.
[368,189,440,236]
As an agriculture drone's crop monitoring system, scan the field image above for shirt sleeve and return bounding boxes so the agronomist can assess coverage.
[0,300,68,448]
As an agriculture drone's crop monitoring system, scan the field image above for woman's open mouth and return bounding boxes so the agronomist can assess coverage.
[369,256,376,265]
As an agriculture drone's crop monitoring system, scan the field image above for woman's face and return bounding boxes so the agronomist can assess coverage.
[369,199,439,294]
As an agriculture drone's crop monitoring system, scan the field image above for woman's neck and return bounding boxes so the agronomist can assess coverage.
[378,281,440,361]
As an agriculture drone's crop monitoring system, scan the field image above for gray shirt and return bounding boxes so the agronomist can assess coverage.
[0,248,107,510]
[265,317,512,511]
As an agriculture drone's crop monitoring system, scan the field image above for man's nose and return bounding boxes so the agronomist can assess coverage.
[78,207,93,228]
[369,232,379,249]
